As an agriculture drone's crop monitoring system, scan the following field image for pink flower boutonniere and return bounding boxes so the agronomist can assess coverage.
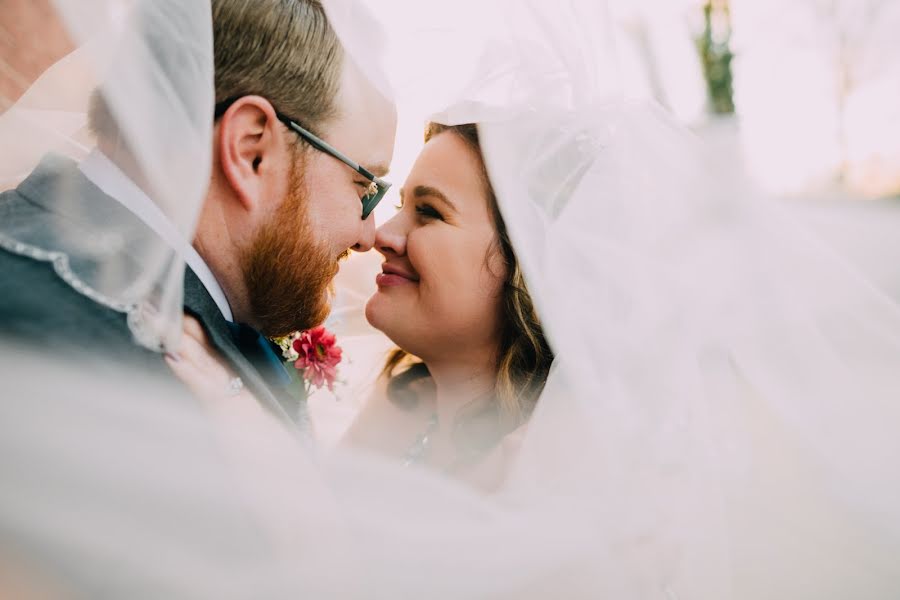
[273,326,343,395]
[292,326,343,391]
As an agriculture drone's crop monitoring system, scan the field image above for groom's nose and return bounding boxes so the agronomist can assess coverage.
[352,212,377,252]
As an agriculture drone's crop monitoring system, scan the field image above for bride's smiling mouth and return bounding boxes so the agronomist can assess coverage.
[375,262,420,287]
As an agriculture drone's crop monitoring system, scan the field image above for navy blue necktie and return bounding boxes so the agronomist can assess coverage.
[226,322,292,388]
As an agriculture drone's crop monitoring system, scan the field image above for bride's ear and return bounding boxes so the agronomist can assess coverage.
[215,96,284,213]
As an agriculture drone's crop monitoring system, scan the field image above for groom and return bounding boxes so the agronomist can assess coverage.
[0,0,396,427]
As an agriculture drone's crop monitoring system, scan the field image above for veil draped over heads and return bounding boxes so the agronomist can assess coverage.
[2,0,900,598]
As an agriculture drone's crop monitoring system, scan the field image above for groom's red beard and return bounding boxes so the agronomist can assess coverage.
[241,161,339,338]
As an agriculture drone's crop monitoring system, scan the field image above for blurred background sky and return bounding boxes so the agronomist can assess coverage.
[610,0,900,201]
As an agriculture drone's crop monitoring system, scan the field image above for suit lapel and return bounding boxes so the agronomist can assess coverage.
[183,258,296,428]
[6,154,299,429]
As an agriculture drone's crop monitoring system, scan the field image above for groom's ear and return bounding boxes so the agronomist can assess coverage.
[215,96,285,214]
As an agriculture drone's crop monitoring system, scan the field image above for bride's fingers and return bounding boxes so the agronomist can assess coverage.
[182,314,208,346]
[178,328,218,373]
[166,334,209,381]
[167,338,237,403]
[166,317,236,395]
[176,317,230,376]
[166,315,264,411]
[164,349,195,384]
[164,316,209,368]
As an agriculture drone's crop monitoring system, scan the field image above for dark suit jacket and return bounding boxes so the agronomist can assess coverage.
[0,155,298,427]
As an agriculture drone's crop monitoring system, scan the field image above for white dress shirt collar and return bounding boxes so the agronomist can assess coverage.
[78,150,234,322]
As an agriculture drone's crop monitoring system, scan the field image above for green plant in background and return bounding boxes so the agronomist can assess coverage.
[696,0,735,115]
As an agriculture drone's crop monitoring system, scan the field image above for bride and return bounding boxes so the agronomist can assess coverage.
[4,0,900,597]
[347,122,553,480]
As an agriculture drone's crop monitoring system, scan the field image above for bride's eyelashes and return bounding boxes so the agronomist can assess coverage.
[414,203,443,221]
[391,196,442,221]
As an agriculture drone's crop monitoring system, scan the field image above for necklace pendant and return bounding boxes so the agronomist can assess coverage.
[402,413,439,467]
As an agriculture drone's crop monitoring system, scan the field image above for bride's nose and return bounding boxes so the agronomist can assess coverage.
[374,213,407,257]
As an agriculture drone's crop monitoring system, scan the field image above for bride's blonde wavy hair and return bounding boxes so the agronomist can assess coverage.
[382,123,554,436]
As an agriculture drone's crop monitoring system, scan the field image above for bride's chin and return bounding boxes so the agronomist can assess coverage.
[365,295,409,341]
[364,295,388,331]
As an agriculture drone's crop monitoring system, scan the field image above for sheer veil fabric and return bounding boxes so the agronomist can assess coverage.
[329,1,900,594]
[0,0,213,351]
[2,0,900,598]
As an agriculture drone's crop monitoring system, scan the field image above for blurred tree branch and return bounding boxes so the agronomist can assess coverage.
[696,0,735,115]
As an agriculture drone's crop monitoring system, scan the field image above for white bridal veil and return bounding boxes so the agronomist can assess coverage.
[2,0,900,598]
[0,0,213,350]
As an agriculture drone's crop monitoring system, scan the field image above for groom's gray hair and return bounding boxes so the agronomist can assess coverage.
[88,0,344,139]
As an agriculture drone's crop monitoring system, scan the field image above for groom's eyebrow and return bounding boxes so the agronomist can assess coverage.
[413,185,457,213]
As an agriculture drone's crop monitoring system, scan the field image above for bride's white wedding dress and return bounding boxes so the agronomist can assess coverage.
[2,0,900,598]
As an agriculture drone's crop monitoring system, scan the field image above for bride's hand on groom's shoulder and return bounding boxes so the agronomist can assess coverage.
[165,315,261,415]
[165,315,290,443]
[166,317,329,543]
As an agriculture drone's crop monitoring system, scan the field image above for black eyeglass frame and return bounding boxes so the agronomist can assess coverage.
[214,97,390,220]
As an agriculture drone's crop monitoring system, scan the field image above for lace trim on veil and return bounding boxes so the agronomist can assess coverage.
[0,232,162,351]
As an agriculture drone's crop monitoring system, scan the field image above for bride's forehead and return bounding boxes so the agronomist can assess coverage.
[418,131,479,165]
[402,137,491,213]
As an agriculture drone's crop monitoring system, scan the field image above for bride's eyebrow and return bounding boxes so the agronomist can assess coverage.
[412,185,457,213]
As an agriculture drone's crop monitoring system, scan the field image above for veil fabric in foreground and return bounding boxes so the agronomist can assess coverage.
[0,0,213,351]
[328,0,900,595]
[2,0,900,598]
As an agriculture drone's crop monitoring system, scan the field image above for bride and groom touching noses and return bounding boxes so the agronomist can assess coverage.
[171,5,555,483]
[0,0,391,431]
[174,116,554,487]
[0,0,550,487]
[165,4,555,484]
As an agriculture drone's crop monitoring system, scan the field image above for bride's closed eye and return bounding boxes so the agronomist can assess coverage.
[415,203,443,221]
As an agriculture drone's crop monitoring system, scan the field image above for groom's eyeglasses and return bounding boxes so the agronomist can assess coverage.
[214,97,390,220]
